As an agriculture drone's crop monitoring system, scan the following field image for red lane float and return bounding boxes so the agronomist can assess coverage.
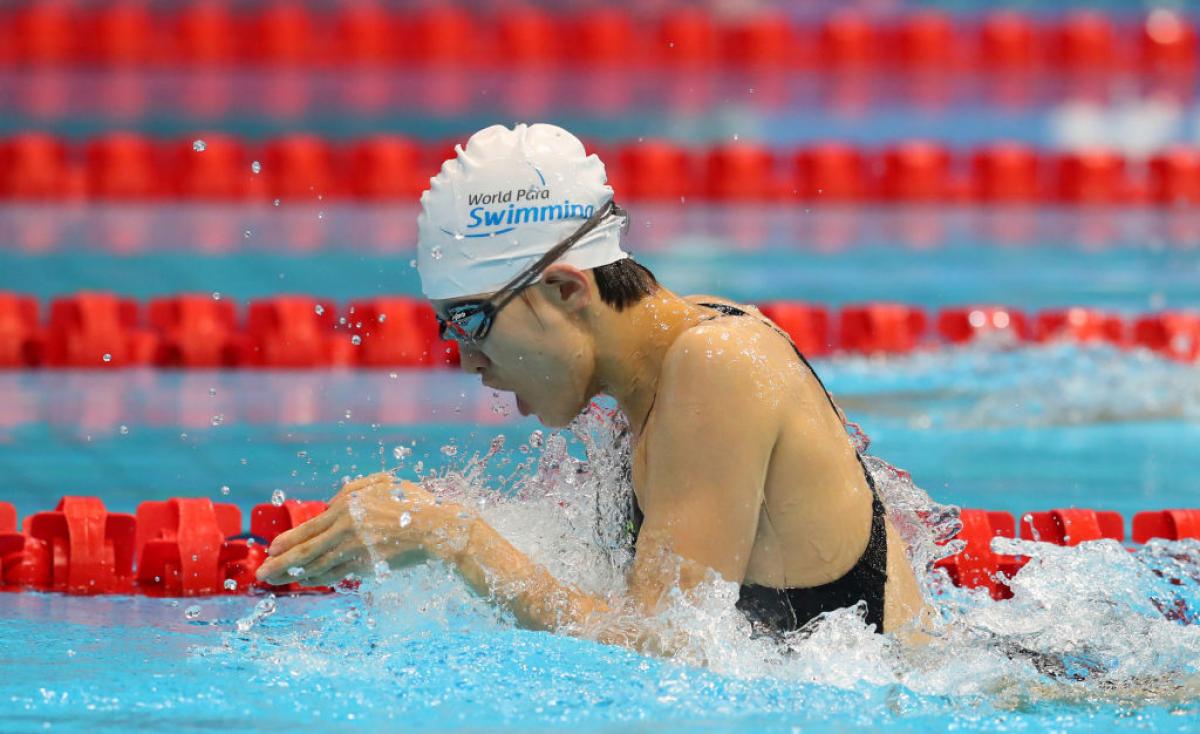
[4,135,1199,205]
[936,509,1026,600]
[2,7,1193,74]
[21,497,137,594]
[840,304,928,354]
[1133,510,1200,543]
[2,292,1197,367]
[1019,509,1125,545]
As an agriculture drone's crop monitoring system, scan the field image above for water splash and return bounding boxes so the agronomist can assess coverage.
[217,397,1200,710]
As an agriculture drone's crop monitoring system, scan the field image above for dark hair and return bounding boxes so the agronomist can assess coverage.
[592,257,659,311]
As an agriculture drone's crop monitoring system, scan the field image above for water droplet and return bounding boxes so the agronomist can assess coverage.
[191,554,199,562]
[314,304,325,316]
[317,211,324,220]
[287,566,305,578]
[431,246,443,260]
[211,414,224,426]
[211,291,221,301]
[440,444,457,457]
[392,445,411,461]
[243,229,252,239]
[453,232,464,241]
[209,387,217,396]
[192,139,206,152]
[271,489,286,506]
[119,425,128,435]
[184,605,201,620]
[273,198,281,207]
[529,430,543,448]
[223,578,238,591]
[250,160,262,174]
[388,371,397,379]
[399,512,412,528]
[102,353,111,363]
[732,133,740,141]
[408,259,417,268]
[220,485,230,496]
[351,335,362,346]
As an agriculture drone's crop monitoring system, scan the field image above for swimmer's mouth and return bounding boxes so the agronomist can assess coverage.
[484,380,532,417]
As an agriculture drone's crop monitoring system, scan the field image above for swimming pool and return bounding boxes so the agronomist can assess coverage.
[4,2,1200,731]
[2,338,1199,733]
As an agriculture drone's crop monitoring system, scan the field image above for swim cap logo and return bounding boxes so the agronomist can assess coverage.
[445,186,596,238]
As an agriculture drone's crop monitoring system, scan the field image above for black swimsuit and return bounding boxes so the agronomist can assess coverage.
[628,302,890,635]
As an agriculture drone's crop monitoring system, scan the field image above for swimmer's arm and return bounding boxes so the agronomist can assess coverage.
[442,326,779,655]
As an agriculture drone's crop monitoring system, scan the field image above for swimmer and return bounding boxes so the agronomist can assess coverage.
[256,123,933,652]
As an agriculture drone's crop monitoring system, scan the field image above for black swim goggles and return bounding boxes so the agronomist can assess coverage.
[435,199,629,346]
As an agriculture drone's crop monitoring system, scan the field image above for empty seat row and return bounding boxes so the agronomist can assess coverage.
[1,292,1196,368]
[5,134,1200,205]
[1,5,1194,72]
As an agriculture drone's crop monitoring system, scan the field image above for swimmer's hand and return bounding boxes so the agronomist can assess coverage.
[254,471,474,587]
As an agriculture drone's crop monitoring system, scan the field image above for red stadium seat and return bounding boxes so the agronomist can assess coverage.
[1133,509,1200,543]
[1055,150,1128,204]
[263,135,338,199]
[348,298,452,367]
[971,144,1040,202]
[1132,312,1200,361]
[0,134,74,198]
[43,292,156,367]
[0,292,42,367]
[347,136,424,200]
[1020,509,1125,545]
[173,134,248,199]
[938,307,1030,344]
[1148,147,1200,205]
[978,11,1037,70]
[722,13,799,68]
[840,304,928,354]
[1033,308,1125,345]
[793,143,868,201]
[655,8,717,65]
[819,11,877,67]
[704,144,779,201]
[758,302,832,357]
[148,295,239,368]
[880,142,953,202]
[613,141,694,201]
[86,133,163,199]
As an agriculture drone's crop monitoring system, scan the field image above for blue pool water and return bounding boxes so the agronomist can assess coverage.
[2,341,1199,733]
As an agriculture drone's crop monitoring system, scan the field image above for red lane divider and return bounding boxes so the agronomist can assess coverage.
[0,496,333,596]
[6,134,1200,205]
[1020,509,1126,545]
[0,497,1196,598]
[2,292,1196,368]
[1,5,1194,73]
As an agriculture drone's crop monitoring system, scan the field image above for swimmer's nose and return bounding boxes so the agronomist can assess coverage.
[458,343,490,374]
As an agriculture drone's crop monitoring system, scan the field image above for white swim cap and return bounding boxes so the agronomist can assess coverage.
[416,123,629,300]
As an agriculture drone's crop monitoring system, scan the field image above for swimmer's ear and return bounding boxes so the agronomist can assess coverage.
[539,264,591,313]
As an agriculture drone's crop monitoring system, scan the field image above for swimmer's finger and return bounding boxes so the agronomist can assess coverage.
[256,529,342,584]
[307,557,363,587]
[267,508,340,556]
[290,541,353,581]
[329,470,396,504]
